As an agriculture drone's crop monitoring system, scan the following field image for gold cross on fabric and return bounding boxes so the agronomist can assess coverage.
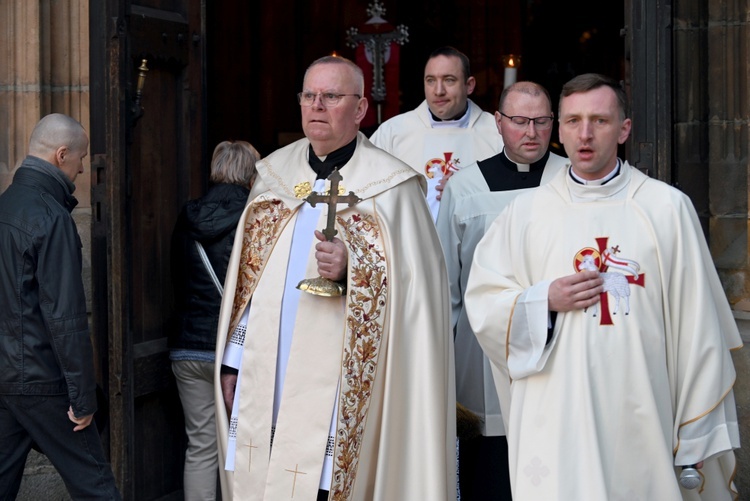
[304,169,361,242]
[243,441,258,471]
[284,463,307,498]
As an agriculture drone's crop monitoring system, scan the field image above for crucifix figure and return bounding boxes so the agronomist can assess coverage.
[296,168,361,297]
[346,0,409,124]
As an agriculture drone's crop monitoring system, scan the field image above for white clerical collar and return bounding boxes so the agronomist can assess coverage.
[570,159,621,185]
[503,149,531,172]
[428,105,471,129]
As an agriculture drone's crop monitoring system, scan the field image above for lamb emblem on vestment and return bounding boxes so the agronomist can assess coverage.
[424,151,460,178]
[574,243,644,324]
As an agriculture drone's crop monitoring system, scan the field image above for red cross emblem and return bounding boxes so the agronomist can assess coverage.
[424,152,460,178]
[574,237,645,326]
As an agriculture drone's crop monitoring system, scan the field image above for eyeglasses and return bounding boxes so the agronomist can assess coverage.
[499,112,554,130]
[297,92,361,107]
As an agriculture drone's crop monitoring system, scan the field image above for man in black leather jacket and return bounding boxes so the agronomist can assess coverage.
[0,113,120,499]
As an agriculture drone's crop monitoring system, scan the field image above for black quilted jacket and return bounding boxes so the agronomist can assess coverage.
[170,183,250,351]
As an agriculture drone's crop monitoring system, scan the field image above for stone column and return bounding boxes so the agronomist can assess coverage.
[706,0,750,494]
[706,1,749,305]
[0,1,90,499]
[0,1,42,190]
[0,0,90,203]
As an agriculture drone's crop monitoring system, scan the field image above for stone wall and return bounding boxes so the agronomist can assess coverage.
[674,0,750,492]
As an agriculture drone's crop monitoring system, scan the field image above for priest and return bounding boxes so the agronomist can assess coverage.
[436,81,567,500]
[369,46,502,220]
[465,73,741,500]
[215,55,456,501]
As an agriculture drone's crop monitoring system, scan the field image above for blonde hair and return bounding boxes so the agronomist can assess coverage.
[209,140,260,186]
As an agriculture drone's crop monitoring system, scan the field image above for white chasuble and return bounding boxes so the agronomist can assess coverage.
[436,153,568,436]
[214,133,457,501]
[466,163,741,501]
[369,100,503,221]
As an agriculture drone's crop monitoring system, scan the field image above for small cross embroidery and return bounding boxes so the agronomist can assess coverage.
[284,463,307,499]
[243,441,258,471]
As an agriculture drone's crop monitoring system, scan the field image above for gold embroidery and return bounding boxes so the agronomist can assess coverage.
[294,181,312,199]
[355,168,414,194]
[229,198,293,334]
[321,184,346,196]
[330,213,387,501]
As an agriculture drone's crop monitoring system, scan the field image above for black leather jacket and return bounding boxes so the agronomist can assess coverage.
[0,157,97,416]
[170,183,250,351]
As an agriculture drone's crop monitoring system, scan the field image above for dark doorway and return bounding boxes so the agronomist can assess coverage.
[521,1,625,154]
[203,1,626,158]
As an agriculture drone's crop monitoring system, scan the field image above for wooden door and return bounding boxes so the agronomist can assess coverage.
[90,1,205,498]
[623,0,673,181]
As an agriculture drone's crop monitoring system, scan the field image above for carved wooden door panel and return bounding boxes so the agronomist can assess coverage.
[90,0,205,498]
[623,0,673,181]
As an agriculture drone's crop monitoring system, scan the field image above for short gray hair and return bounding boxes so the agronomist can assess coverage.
[28,113,88,155]
[304,55,365,95]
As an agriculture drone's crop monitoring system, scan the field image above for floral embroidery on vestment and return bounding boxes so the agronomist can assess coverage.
[330,213,387,500]
[229,198,293,334]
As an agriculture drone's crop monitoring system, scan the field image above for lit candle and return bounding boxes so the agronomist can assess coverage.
[503,55,517,89]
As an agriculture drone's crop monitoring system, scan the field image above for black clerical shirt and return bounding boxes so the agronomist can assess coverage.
[477,149,552,192]
[308,138,357,180]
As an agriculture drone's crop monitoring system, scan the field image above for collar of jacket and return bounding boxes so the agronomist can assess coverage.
[15,156,79,212]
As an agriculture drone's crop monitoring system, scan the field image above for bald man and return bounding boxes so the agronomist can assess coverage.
[0,114,121,499]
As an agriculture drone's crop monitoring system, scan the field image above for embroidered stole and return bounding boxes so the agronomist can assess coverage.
[226,193,389,500]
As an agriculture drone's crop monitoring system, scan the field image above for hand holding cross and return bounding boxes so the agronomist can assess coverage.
[305,168,361,242]
[297,169,361,297]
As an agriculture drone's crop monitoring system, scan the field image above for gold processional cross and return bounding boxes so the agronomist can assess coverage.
[296,168,361,297]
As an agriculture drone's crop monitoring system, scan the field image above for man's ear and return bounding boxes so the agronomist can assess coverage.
[354,96,369,125]
[618,118,632,145]
[494,111,503,136]
[54,146,69,167]
[466,76,476,96]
